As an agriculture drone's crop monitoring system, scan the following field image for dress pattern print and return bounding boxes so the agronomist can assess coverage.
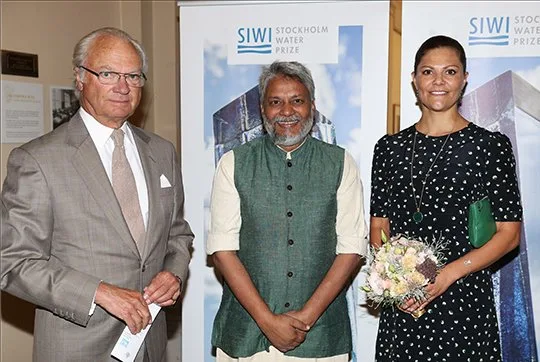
[369,123,522,361]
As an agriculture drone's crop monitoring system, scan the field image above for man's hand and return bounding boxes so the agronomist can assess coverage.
[94,282,151,334]
[259,313,310,353]
[212,251,309,352]
[285,310,310,328]
[143,271,181,307]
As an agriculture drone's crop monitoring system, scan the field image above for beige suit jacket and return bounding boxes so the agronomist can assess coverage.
[1,113,194,361]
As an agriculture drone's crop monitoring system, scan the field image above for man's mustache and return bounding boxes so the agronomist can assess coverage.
[271,115,303,124]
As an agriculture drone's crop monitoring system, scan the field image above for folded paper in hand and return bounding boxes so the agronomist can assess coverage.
[111,303,161,362]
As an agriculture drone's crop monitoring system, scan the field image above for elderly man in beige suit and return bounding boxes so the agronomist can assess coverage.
[0,27,193,361]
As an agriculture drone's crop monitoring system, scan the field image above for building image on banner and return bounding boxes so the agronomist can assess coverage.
[461,60,540,362]
[401,2,540,361]
[179,2,390,361]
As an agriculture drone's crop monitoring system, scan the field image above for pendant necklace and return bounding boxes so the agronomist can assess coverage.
[410,125,453,224]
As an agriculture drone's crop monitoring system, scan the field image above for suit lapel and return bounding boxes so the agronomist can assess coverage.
[67,114,140,257]
[130,125,160,260]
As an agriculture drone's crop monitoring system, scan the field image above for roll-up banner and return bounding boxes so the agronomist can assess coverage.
[178,1,389,360]
[402,2,540,361]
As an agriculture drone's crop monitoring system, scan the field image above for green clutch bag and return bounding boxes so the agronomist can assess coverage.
[468,196,497,248]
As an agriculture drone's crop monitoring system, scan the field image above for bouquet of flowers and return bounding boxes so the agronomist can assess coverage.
[362,232,445,308]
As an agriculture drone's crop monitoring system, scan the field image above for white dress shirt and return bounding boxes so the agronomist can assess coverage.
[79,107,149,228]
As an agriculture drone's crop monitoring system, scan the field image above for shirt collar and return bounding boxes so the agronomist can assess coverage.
[275,136,309,160]
[79,107,136,148]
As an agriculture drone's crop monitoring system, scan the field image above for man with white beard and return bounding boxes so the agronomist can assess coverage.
[207,61,368,362]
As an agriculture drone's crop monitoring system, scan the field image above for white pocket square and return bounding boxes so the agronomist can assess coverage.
[160,174,171,188]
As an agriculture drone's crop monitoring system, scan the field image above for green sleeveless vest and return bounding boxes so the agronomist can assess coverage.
[212,135,352,358]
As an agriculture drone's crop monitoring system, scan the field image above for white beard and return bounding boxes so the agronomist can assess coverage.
[263,113,314,147]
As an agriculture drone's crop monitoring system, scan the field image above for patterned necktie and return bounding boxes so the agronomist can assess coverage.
[111,128,145,251]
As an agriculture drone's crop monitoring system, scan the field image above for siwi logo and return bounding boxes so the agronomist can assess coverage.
[236,27,272,54]
[468,16,510,46]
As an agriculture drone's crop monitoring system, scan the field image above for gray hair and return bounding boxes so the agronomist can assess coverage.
[72,27,148,98]
[258,61,315,104]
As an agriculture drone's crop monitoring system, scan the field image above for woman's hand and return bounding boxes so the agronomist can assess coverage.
[401,221,521,316]
[399,266,457,314]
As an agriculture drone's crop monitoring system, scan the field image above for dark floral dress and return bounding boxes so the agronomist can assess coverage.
[370,123,522,361]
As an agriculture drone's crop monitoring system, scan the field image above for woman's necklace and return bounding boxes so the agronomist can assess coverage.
[410,126,453,224]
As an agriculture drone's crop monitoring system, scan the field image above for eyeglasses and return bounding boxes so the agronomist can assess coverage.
[78,66,147,87]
